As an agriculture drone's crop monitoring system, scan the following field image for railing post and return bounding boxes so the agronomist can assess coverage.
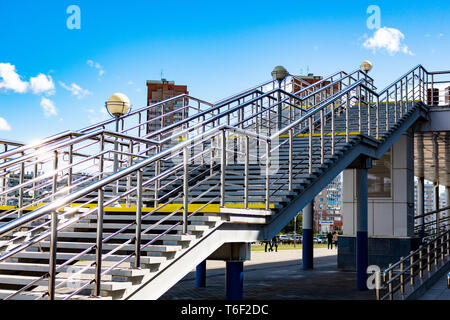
[434,238,438,266]
[419,246,424,279]
[376,95,379,139]
[68,144,73,189]
[346,93,350,143]
[410,251,415,286]
[367,91,371,137]
[320,109,324,164]
[126,141,133,207]
[400,258,405,297]
[358,86,362,133]
[52,151,58,202]
[394,84,398,123]
[265,140,271,210]
[135,169,143,268]
[18,152,25,217]
[183,146,189,235]
[388,264,393,300]
[220,130,226,208]
[331,103,335,155]
[427,244,431,272]
[431,74,435,106]
[309,117,313,175]
[405,74,409,112]
[289,129,293,192]
[154,145,161,208]
[94,187,104,296]
[244,136,249,209]
[210,137,215,176]
[48,210,58,300]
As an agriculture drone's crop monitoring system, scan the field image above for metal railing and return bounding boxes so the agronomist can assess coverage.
[425,70,450,107]
[0,69,366,213]
[414,205,450,240]
[0,64,439,300]
[376,228,450,300]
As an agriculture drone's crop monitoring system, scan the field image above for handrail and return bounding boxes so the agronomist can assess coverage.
[377,229,449,300]
[0,68,358,211]
[0,73,382,237]
[0,63,435,300]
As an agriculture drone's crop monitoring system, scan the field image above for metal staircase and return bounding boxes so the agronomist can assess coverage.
[0,64,438,300]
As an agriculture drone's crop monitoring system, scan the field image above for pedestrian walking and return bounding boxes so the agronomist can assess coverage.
[333,232,338,248]
[264,240,272,252]
[272,236,279,252]
[327,232,333,250]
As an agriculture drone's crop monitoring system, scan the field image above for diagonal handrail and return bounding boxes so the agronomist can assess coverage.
[0,64,435,300]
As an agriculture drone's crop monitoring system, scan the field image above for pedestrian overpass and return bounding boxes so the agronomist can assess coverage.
[0,64,448,300]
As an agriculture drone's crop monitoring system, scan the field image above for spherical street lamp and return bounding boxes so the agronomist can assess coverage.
[105,93,131,173]
[106,93,131,118]
[271,66,289,85]
[272,66,289,129]
[361,60,373,74]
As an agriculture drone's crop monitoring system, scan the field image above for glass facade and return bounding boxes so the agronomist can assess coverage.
[368,149,392,198]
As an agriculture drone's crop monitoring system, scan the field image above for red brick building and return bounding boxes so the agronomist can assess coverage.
[146,80,188,133]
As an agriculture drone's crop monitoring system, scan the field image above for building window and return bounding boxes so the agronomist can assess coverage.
[368,149,392,198]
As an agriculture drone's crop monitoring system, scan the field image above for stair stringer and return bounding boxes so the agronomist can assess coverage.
[124,222,264,300]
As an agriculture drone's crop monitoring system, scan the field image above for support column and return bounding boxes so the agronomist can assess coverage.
[446,186,450,230]
[196,260,206,288]
[417,176,425,238]
[417,132,425,238]
[434,181,440,236]
[226,261,243,300]
[302,201,314,270]
[356,157,371,291]
[208,242,250,301]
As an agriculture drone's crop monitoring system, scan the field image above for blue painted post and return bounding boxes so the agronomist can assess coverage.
[356,164,369,291]
[196,260,206,288]
[302,201,314,269]
[226,261,243,300]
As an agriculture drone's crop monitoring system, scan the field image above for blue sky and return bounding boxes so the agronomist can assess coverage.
[1,0,449,143]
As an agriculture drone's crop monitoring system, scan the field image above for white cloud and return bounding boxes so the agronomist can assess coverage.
[29,73,55,95]
[40,97,57,117]
[59,81,90,99]
[87,59,105,77]
[86,107,108,124]
[363,27,413,56]
[0,117,11,131]
[0,63,29,93]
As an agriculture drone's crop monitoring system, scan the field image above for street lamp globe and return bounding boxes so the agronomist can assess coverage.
[361,60,373,74]
[106,93,131,117]
[271,66,289,83]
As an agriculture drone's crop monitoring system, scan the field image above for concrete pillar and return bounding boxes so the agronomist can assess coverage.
[356,161,369,291]
[417,176,425,238]
[226,261,243,300]
[302,201,314,270]
[208,242,250,300]
[196,260,206,288]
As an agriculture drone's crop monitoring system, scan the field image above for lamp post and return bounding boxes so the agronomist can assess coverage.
[361,60,373,74]
[106,93,131,173]
[272,66,289,128]
[361,61,373,106]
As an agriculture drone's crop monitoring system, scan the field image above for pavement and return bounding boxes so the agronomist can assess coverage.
[419,271,450,300]
[160,248,376,300]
